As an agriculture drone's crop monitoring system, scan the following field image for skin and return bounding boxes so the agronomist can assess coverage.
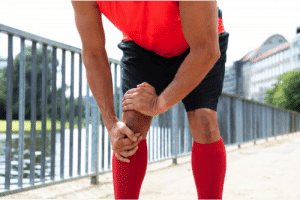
[71,1,221,163]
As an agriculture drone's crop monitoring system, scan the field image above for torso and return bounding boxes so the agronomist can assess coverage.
[96,1,224,58]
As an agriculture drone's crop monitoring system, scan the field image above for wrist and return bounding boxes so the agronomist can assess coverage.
[156,96,170,115]
[103,115,119,132]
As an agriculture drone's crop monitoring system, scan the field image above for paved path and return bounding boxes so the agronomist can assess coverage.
[2,132,300,199]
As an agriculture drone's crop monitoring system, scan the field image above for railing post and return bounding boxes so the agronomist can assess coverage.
[85,85,90,174]
[91,98,100,184]
[29,41,37,185]
[5,34,13,190]
[18,37,26,188]
[172,103,179,165]
[50,47,57,181]
[60,49,66,180]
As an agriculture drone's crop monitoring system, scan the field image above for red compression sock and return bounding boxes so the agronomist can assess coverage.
[112,140,148,199]
[191,138,227,199]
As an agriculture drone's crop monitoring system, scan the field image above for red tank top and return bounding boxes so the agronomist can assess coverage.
[96,1,225,58]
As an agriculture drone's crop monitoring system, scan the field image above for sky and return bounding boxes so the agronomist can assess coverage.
[0,0,299,67]
[0,0,300,97]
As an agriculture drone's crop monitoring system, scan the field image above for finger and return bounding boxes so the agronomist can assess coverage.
[137,83,155,94]
[138,82,149,87]
[115,152,130,163]
[120,135,143,151]
[121,125,138,142]
[123,103,135,112]
[137,84,147,88]
[124,88,138,96]
[119,133,140,147]
[119,146,139,158]
[122,99,133,108]
[122,93,135,103]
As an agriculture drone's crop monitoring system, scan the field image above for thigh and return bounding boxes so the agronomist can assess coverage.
[182,32,229,112]
[119,40,171,96]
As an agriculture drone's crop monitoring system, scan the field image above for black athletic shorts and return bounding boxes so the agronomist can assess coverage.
[118,32,229,112]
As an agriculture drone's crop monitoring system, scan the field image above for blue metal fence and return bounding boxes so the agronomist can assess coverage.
[0,23,300,196]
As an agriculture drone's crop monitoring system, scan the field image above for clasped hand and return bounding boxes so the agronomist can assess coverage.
[110,82,159,163]
[122,82,159,117]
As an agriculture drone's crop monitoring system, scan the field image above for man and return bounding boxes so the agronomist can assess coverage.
[71,1,229,199]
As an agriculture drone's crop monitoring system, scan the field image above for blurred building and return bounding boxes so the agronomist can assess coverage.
[223,60,244,97]
[223,65,237,95]
[291,27,300,71]
[223,33,298,103]
[245,34,291,102]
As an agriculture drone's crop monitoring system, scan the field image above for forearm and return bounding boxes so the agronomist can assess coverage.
[157,50,220,114]
[83,51,118,131]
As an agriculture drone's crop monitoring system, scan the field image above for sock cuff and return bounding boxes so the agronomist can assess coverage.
[192,138,225,152]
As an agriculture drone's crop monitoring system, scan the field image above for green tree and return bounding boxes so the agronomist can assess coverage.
[0,46,53,120]
[0,46,86,121]
[264,70,300,113]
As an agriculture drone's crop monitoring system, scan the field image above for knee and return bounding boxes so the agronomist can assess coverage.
[122,110,152,134]
[188,108,220,143]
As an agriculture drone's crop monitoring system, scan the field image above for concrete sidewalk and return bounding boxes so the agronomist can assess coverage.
[2,132,300,199]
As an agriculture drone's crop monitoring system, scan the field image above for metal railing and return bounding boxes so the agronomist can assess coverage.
[0,24,300,196]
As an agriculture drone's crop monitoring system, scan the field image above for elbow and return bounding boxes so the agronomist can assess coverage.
[190,45,221,67]
[82,47,108,69]
[82,46,106,59]
[205,46,221,64]
[214,48,221,62]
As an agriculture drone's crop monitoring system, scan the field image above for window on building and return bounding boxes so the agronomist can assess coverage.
[258,71,261,81]
[270,68,272,77]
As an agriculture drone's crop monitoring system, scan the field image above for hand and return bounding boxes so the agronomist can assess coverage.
[109,121,143,163]
[122,82,159,116]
